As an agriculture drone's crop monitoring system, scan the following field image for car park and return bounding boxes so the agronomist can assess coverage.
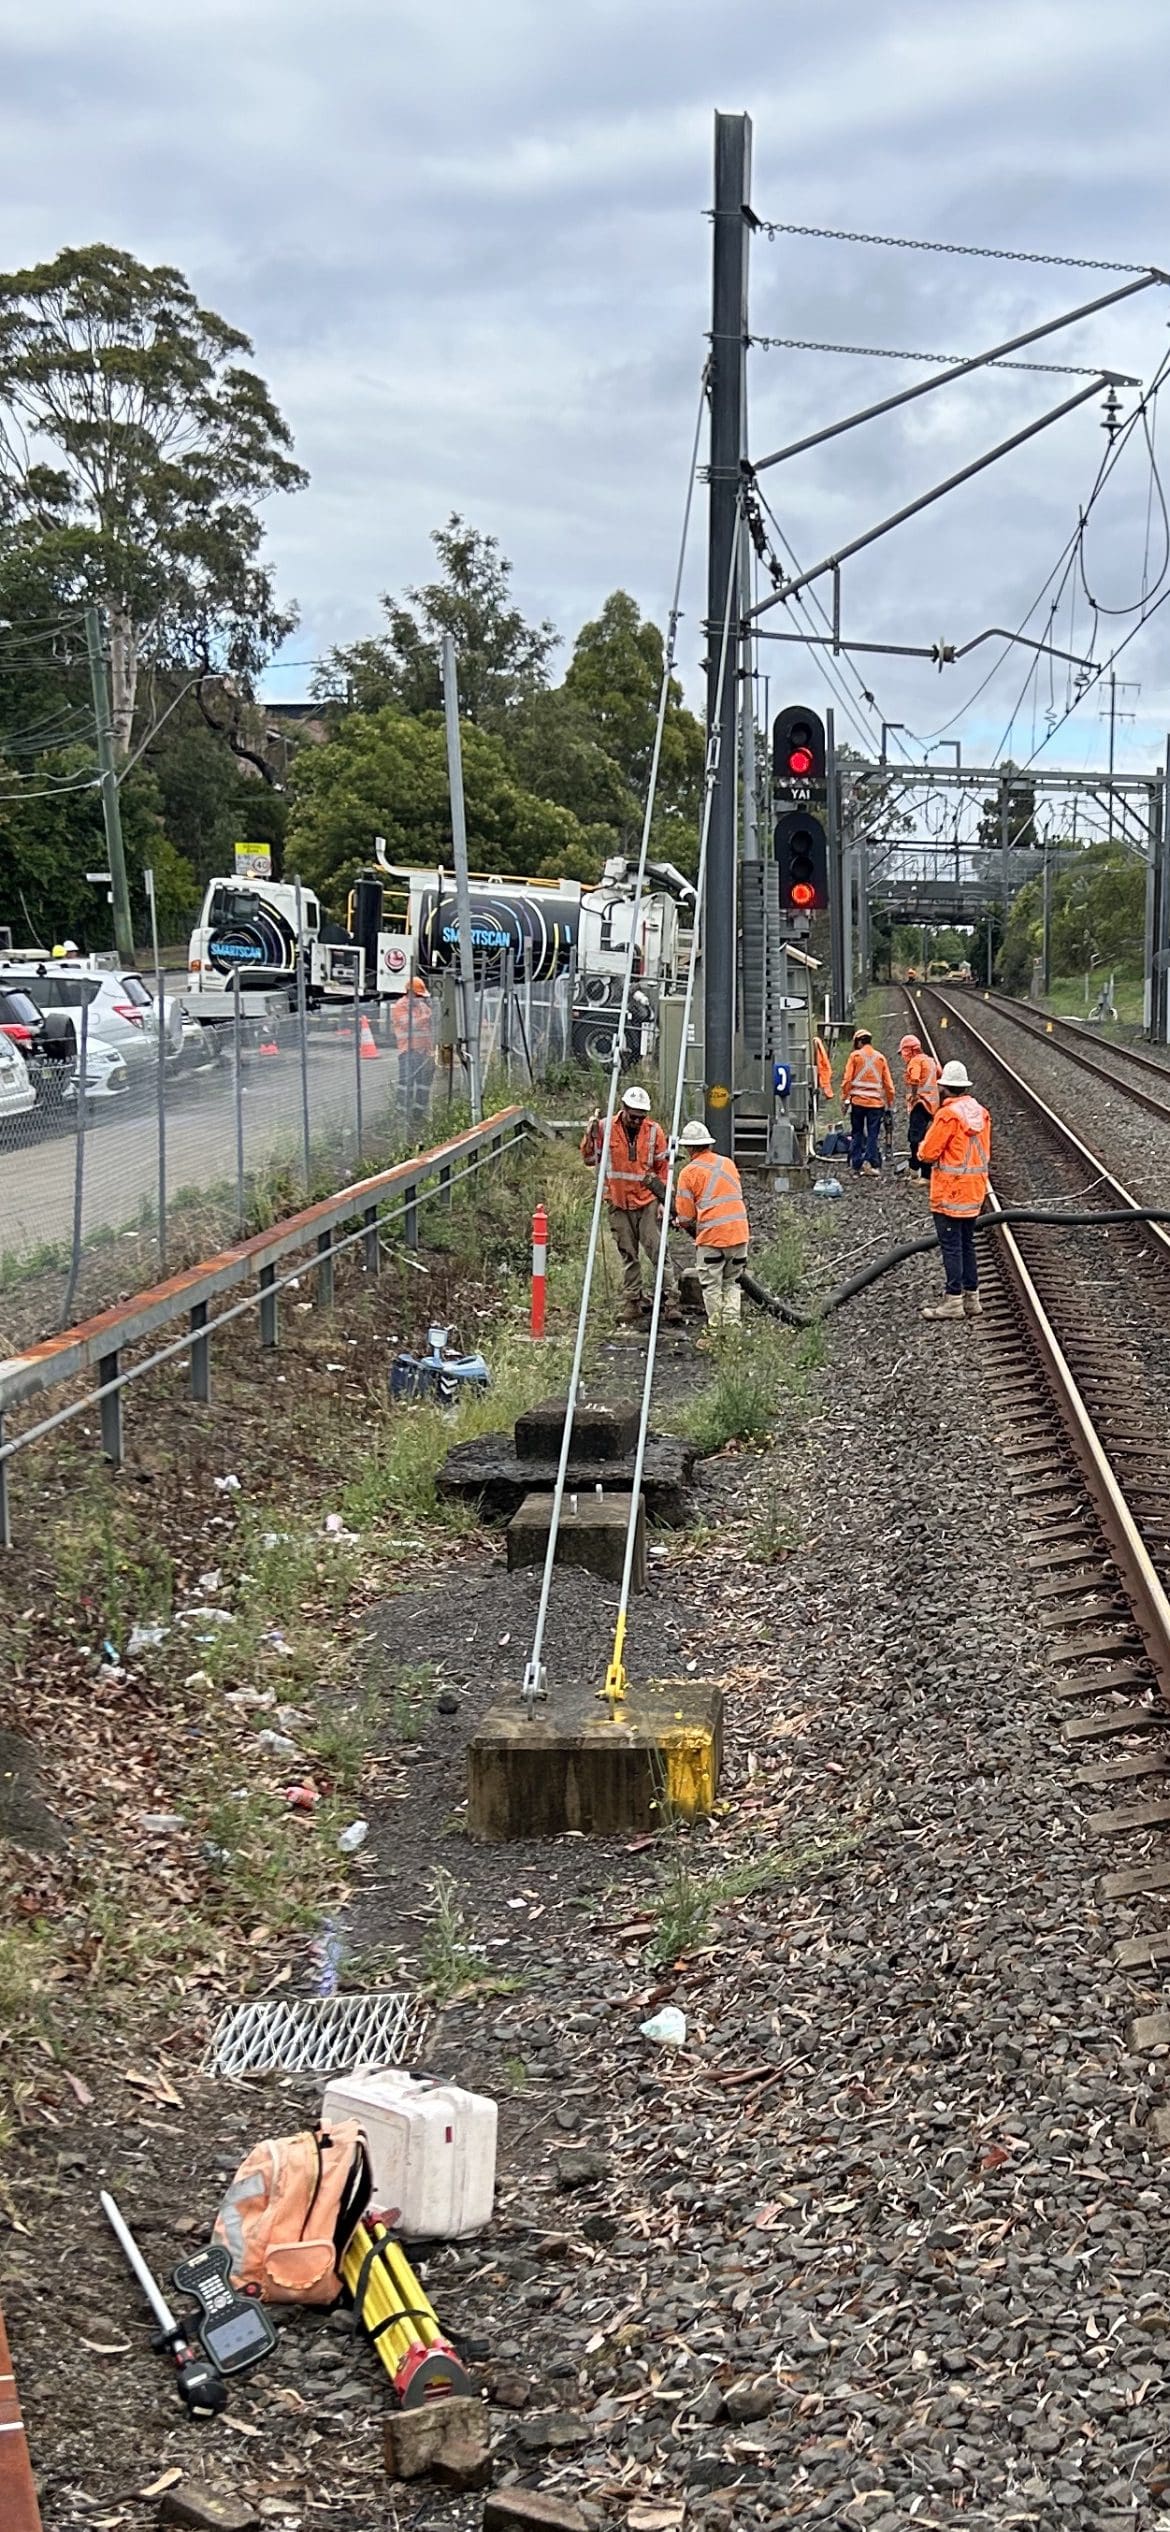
[0,1030,36,1129]
[0,958,158,1082]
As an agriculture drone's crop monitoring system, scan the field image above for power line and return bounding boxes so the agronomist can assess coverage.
[750,335,1111,380]
[751,219,1151,274]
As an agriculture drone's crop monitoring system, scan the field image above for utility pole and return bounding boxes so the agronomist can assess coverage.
[1146,741,1170,1045]
[439,634,483,1124]
[826,707,848,1020]
[703,109,751,1153]
[84,606,134,962]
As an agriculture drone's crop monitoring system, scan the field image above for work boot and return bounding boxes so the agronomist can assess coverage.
[963,1292,983,1319]
[922,1294,965,1321]
[860,1161,879,1179]
[622,1300,645,1324]
[662,1301,685,1326]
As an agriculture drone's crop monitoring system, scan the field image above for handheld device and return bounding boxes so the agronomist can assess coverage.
[170,2244,277,2377]
[100,2192,226,2419]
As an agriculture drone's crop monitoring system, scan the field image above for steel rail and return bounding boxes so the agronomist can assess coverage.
[968,985,1170,1105]
[909,990,1170,1692]
[915,987,1170,1265]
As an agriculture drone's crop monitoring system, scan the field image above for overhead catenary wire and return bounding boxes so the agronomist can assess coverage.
[602,522,742,1713]
[750,219,1152,275]
[751,336,1115,380]
[518,369,709,1719]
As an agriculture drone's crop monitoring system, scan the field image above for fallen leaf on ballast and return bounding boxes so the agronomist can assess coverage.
[138,2469,183,2499]
[123,2066,183,2107]
[628,2506,687,2531]
[64,2070,94,2107]
[79,2334,131,2356]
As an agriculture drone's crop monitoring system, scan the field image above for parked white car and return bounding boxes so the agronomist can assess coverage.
[0,958,158,1081]
[0,1030,36,1125]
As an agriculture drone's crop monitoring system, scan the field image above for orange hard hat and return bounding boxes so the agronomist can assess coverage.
[411,977,427,995]
[898,1034,920,1056]
[852,1028,872,1046]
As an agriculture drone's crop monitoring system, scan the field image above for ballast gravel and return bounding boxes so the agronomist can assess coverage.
[944,991,1170,1214]
[396,1111,1170,2532]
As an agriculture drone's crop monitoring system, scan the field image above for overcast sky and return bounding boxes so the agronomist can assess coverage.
[5,0,1170,781]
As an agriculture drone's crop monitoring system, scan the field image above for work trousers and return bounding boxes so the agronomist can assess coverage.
[398,1052,433,1124]
[849,1104,883,1173]
[907,1101,932,1176]
[696,1242,748,1326]
[934,1212,979,1294]
[609,1202,677,1303]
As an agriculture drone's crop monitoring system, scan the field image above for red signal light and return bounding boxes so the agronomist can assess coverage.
[787,745,814,777]
[790,881,815,908]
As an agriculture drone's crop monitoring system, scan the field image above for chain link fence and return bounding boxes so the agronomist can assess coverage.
[0,973,574,1345]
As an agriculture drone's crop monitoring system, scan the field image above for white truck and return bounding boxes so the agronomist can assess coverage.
[184,854,694,1060]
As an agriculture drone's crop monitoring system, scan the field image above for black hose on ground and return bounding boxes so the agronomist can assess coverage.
[745,1207,1170,1329]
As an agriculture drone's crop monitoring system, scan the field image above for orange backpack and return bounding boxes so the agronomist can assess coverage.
[212,2122,371,2306]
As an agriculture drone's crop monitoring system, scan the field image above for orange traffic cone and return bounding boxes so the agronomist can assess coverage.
[359,1016,380,1061]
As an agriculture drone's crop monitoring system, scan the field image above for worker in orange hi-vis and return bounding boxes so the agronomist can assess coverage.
[898,1031,941,1185]
[917,1059,992,1323]
[814,1035,834,1102]
[840,1028,895,1179]
[580,1086,683,1324]
[392,975,435,1124]
[672,1121,751,1329]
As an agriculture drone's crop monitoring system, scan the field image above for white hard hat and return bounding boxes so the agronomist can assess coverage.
[621,1085,651,1113]
[680,1118,715,1147]
[939,1059,973,1092]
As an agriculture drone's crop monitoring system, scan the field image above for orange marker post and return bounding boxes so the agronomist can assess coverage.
[530,1203,548,1340]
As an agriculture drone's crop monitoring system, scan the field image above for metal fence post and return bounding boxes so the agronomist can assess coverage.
[145,867,168,1278]
[233,972,246,1236]
[190,1300,211,1403]
[363,1203,380,1274]
[259,1262,278,1350]
[97,1348,123,1464]
[317,1227,335,1307]
[293,872,312,1194]
[353,973,364,1162]
[61,1000,90,1328]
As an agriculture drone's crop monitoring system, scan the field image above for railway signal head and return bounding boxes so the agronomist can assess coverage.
[774,808,829,915]
[772,703,826,790]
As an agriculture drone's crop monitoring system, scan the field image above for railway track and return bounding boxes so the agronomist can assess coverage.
[905,989,1170,2115]
[932,982,1170,1124]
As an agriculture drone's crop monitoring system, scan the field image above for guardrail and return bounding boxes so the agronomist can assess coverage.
[0,1103,540,1545]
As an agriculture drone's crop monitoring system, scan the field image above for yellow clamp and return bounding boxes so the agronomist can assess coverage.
[601,1611,628,1712]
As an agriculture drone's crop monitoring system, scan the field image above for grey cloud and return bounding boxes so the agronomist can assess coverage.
[2,0,1169,767]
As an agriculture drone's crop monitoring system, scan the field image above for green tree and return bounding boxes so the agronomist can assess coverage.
[286,708,595,913]
[322,516,557,727]
[0,244,306,755]
[977,762,1037,852]
[563,591,704,857]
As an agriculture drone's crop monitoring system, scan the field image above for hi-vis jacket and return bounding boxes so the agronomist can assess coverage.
[674,1150,750,1251]
[392,988,434,1056]
[814,1037,834,1099]
[840,1044,895,1110]
[904,1048,941,1115]
[918,1093,992,1219]
[580,1111,667,1212]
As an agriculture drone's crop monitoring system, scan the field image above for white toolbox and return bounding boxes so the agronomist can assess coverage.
[322,2068,497,2239]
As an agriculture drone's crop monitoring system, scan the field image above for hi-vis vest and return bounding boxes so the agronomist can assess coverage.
[842,1045,893,1108]
[815,1038,834,1099]
[675,1151,750,1251]
[905,1050,941,1115]
[580,1112,666,1212]
[920,1094,991,1219]
[393,991,434,1056]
